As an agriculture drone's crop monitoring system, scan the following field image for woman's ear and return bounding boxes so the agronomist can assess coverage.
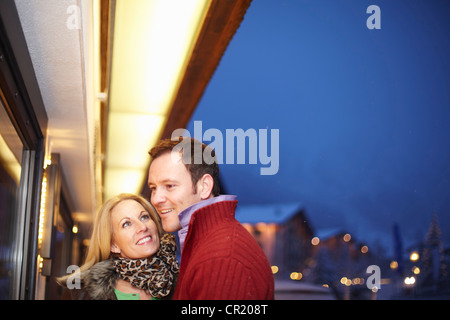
[110,243,121,254]
[198,174,214,200]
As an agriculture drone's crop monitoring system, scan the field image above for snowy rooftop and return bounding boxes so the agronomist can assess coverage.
[315,228,348,241]
[235,202,303,225]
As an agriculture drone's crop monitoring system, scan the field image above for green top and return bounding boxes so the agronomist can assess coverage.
[114,288,158,300]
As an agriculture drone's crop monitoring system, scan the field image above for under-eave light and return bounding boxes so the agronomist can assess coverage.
[105,0,211,200]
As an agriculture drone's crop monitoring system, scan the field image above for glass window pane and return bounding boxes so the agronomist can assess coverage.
[0,97,23,300]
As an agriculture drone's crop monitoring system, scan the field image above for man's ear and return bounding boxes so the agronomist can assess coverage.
[198,174,214,200]
[110,243,121,254]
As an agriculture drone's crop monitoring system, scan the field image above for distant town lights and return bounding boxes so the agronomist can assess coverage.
[290,272,303,280]
[390,261,398,270]
[340,277,365,287]
[271,266,279,274]
[410,251,419,262]
[404,276,416,285]
[412,266,420,275]
[311,237,320,246]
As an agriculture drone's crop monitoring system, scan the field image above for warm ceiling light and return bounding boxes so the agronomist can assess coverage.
[105,0,211,200]
[0,134,21,184]
[110,0,211,115]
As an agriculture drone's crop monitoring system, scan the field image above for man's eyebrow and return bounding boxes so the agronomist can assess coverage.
[160,179,179,186]
[148,179,178,186]
[162,179,178,183]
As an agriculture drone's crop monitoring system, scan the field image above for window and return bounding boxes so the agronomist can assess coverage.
[0,97,23,299]
[0,1,48,299]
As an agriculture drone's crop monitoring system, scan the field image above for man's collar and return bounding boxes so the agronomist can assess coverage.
[177,195,237,252]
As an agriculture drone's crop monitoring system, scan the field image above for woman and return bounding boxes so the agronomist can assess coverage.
[58,193,179,300]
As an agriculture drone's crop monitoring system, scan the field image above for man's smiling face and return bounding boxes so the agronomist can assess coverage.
[148,151,203,233]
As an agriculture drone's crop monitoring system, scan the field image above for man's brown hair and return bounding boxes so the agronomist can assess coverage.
[149,137,221,196]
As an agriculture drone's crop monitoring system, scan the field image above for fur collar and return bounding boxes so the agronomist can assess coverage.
[81,259,118,300]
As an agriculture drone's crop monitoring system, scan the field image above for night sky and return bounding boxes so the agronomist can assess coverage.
[187,0,450,255]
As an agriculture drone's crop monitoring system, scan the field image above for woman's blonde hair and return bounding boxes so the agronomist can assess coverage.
[58,193,162,285]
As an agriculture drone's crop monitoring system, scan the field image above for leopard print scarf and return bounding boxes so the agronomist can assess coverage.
[113,233,179,298]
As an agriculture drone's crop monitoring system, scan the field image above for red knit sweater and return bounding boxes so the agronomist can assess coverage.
[173,200,274,300]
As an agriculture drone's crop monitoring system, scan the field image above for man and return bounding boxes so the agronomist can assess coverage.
[148,137,274,300]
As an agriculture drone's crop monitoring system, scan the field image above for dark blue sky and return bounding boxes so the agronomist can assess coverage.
[187,0,450,254]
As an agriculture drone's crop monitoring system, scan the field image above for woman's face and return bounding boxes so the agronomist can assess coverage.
[110,199,160,259]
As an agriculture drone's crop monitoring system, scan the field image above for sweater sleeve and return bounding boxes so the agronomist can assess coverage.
[186,257,262,300]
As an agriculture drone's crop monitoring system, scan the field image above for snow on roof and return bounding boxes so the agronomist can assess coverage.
[315,228,347,241]
[235,202,303,225]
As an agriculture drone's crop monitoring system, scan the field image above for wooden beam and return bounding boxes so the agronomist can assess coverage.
[160,0,252,139]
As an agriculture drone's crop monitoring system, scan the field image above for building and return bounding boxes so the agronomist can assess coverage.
[235,202,314,279]
[308,229,383,299]
[236,204,387,299]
